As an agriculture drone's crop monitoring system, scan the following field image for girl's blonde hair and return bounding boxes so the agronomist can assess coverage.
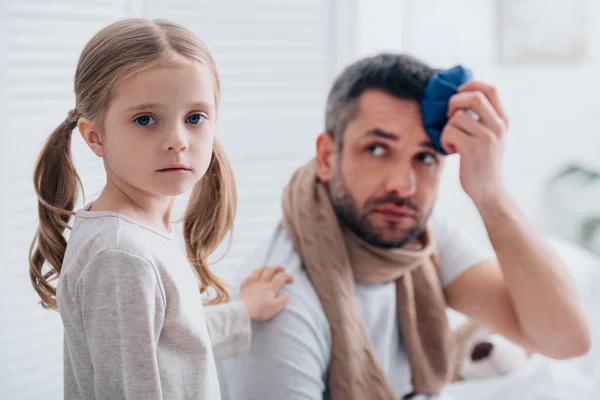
[29,18,236,310]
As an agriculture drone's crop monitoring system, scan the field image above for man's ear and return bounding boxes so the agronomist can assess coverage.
[315,131,336,183]
[78,117,104,157]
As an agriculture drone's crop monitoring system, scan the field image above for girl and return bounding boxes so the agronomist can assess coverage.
[28,18,291,399]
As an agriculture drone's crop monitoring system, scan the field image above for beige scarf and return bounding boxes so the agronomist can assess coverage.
[281,160,456,398]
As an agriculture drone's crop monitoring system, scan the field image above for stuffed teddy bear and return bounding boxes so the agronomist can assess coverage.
[454,320,530,381]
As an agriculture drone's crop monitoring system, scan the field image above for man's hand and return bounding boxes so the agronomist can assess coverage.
[441,81,509,204]
[441,82,590,359]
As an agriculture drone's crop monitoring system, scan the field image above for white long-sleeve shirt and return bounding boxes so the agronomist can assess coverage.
[57,208,249,400]
[205,300,251,359]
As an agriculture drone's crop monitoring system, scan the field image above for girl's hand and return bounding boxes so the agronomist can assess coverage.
[239,265,294,321]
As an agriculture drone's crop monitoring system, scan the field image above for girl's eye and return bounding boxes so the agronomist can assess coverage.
[368,144,387,157]
[186,114,206,124]
[135,115,156,126]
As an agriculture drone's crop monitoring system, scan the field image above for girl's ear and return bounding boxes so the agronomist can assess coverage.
[78,118,104,157]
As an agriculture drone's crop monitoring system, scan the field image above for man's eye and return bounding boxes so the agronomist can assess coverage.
[417,152,438,165]
[368,145,387,156]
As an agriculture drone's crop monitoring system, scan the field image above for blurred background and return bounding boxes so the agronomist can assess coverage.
[1,0,599,398]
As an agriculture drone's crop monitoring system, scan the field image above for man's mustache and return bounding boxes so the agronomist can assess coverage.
[366,193,419,213]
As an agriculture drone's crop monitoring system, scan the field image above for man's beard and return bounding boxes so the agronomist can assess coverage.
[328,168,431,249]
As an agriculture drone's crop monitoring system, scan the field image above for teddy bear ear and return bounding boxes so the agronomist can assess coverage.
[460,335,529,380]
[470,341,494,361]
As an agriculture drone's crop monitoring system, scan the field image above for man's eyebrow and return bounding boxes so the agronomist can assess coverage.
[419,140,436,150]
[365,129,399,141]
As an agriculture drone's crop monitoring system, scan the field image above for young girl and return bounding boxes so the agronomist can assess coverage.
[28,18,291,399]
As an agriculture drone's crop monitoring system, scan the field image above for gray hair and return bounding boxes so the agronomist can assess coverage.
[325,53,436,150]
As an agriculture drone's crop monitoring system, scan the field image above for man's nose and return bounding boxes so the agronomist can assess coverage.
[384,164,416,198]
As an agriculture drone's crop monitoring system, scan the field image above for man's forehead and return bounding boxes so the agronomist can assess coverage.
[349,90,429,142]
[355,89,423,120]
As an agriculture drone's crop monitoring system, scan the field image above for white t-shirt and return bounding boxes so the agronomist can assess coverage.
[218,213,493,400]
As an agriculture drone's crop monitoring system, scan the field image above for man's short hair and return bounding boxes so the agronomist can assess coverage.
[325,53,435,150]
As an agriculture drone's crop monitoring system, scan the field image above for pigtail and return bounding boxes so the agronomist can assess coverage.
[29,111,83,310]
[183,138,237,305]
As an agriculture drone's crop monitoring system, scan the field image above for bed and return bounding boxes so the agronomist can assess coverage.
[443,238,600,400]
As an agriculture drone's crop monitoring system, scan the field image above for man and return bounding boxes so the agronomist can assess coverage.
[218,54,590,399]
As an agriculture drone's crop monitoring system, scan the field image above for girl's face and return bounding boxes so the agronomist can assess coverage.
[93,62,217,198]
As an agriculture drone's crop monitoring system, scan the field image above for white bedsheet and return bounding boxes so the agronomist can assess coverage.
[443,238,600,400]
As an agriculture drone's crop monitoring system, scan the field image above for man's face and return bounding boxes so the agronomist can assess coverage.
[318,90,445,248]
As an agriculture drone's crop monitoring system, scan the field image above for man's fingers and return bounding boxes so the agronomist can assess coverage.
[441,124,478,156]
[449,110,498,146]
[448,91,506,136]
[458,80,509,125]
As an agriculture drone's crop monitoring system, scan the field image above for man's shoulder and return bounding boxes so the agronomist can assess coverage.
[234,223,304,285]
[428,210,495,287]
[218,223,331,400]
[235,223,328,317]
